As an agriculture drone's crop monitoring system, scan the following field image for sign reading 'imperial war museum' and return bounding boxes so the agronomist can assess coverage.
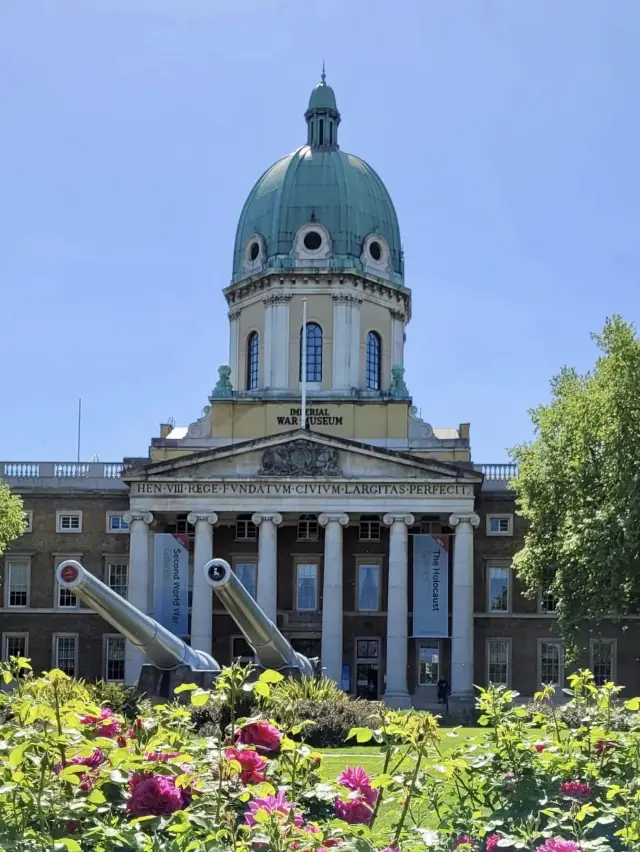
[412,534,449,638]
[153,534,189,636]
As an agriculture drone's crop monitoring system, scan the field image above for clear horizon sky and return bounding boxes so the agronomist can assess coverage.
[1,1,638,464]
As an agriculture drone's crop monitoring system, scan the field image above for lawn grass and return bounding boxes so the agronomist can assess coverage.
[316,728,484,835]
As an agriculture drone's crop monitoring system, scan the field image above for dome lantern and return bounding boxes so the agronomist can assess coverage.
[305,65,340,149]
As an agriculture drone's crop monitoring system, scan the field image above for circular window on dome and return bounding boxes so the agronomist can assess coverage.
[369,241,382,261]
[303,231,322,251]
[249,241,260,261]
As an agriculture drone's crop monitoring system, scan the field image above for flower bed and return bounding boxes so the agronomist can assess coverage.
[0,657,638,851]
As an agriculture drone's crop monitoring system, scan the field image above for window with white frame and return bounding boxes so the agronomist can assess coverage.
[107,562,128,598]
[591,639,616,686]
[53,634,77,676]
[297,514,319,541]
[2,633,28,661]
[5,558,30,607]
[486,514,513,536]
[487,639,510,686]
[539,640,563,686]
[56,511,82,533]
[295,563,318,611]
[107,513,129,533]
[22,511,33,533]
[235,514,257,541]
[488,566,510,613]
[235,562,257,600]
[104,635,125,682]
[56,559,79,608]
[539,567,558,613]
[359,515,380,542]
[357,563,381,611]
[418,642,439,685]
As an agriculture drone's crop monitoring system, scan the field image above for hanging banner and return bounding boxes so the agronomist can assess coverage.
[412,534,449,638]
[153,534,189,637]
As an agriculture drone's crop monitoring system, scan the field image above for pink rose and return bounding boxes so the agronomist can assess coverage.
[235,721,282,755]
[127,772,188,817]
[81,707,121,739]
[560,781,592,798]
[534,742,546,753]
[538,841,581,852]
[145,751,181,763]
[225,747,267,785]
[244,790,302,827]
[485,835,501,852]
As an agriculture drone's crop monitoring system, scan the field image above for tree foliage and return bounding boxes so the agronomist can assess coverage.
[510,316,640,640]
[0,481,25,557]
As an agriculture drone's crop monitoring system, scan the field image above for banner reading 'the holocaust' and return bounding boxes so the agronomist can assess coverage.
[412,534,449,638]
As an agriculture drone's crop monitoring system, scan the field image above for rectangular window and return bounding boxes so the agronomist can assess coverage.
[591,639,616,686]
[56,511,82,533]
[356,639,379,660]
[539,567,558,613]
[296,563,318,611]
[23,511,33,533]
[232,636,254,661]
[104,635,125,682]
[54,635,77,676]
[107,562,128,598]
[359,515,380,542]
[107,513,129,533]
[357,563,381,611]
[488,566,510,612]
[5,559,30,608]
[235,515,257,541]
[290,636,321,658]
[235,562,257,600]
[486,514,513,536]
[487,639,510,686]
[418,642,439,686]
[539,640,563,686]
[2,633,28,660]
[56,559,79,609]
[297,515,319,541]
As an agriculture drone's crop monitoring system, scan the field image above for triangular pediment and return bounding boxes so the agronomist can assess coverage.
[123,430,481,485]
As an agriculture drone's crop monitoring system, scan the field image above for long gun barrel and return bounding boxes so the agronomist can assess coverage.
[203,558,316,676]
[56,561,220,673]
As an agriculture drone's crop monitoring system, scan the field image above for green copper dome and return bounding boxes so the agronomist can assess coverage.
[232,74,404,287]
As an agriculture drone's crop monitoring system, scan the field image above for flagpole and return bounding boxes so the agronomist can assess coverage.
[76,398,82,463]
[301,298,308,429]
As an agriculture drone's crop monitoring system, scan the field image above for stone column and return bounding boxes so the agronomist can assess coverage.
[263,294,291,389]
[252,513,282,622]
[319,513,349,685]
[449,513,480,699]
[122,511,153,685]
[390,309,405,372]
[383,513,414,708]
[332,294,362,390]
[187,513,218,654]
[228,308,241,391]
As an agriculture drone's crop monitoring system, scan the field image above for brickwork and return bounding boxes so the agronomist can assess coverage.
[2,485,637,700]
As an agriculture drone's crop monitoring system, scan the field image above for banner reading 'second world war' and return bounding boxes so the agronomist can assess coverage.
[153,534,189,637]
[412,534,449,638]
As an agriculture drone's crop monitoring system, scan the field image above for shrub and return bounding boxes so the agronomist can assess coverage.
[271,697,385,748]
[270,675,350,706]
[88,680,144,721]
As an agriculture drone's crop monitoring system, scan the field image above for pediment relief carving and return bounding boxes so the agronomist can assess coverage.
[259,439,342,477]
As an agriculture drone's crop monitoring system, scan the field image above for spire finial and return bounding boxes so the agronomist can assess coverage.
[321,61,326,84]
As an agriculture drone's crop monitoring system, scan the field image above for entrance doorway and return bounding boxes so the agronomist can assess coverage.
[355,638,380,700]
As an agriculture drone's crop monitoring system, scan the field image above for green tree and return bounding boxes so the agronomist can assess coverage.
[0,481,25,557]
[510,316,640,641]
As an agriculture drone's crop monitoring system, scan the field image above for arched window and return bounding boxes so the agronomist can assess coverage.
[300,322,323,383]
[246,332,259,390]
[366,331,381,390]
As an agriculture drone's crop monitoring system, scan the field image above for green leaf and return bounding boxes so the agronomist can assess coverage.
[2,670,13,685]
[8,744,26,767]
[55,839,81,852]
[190,689,210,707]
[258,669,284,684]
[253,681,270,698]
[174,683,198,694]
[88,789,106,804]
[624,697,640,711]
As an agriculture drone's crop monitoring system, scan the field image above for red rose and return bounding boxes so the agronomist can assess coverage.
[235,721,282,755]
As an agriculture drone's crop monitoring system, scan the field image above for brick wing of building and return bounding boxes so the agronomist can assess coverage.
[1,75,622,706]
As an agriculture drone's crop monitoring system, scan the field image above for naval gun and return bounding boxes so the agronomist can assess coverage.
[203,558,320,678]
[56,560,221,698]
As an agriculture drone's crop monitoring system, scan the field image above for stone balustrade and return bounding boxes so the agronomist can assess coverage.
[1,461,126,489]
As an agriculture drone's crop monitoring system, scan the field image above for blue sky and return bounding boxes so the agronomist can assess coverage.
[1,0,638,464]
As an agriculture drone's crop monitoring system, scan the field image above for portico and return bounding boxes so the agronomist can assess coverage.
[122,431,482,707]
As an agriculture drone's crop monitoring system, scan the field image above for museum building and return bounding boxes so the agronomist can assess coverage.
[0,76,629,706]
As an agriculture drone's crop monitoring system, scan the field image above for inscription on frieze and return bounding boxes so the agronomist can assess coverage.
[259,439,342,477]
